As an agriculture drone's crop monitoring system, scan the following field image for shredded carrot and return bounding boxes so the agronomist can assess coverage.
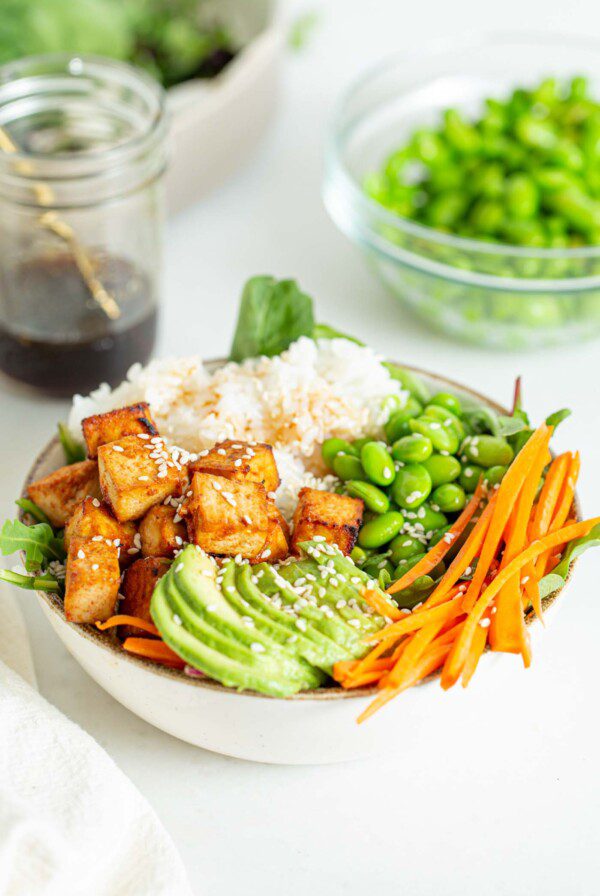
[535,452,580,575]
[386,482,485,596]
[361,588,403,621]
[123,637,185,668]
[530,453,571,541]
[96,615,159,637]
[363,594,463,645]
[422,496,496,609]
[461,425,552,614]
[490,433,550,653]
[358,641,452,723]
[461,623,488,687]
[441,517,600,689]
[383,615,453,689]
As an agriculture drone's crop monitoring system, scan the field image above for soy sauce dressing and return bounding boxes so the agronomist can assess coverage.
[0,252,157,396]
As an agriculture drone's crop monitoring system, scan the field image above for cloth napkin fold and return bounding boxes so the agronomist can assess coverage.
[0,584,193,896]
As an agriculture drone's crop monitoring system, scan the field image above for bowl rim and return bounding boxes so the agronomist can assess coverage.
[326,30,600,288]
[24,360,580,702]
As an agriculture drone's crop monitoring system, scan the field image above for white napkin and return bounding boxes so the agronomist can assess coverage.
[0,584,192,896]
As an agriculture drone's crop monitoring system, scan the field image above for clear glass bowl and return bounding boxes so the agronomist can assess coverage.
[324,33,600,349]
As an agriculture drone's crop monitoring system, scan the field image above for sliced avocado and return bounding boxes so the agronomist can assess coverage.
[167,549,319,692]
[151,578,308,697]
[235,563,349,672]
[218,562,326,681]
[278,558,382,636]
[254,563,365,659]
[172,547,321,689]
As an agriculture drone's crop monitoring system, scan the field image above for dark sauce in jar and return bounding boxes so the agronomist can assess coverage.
[0,252,157,396]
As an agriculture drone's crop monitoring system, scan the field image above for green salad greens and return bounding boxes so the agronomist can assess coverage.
[0,0,234,88]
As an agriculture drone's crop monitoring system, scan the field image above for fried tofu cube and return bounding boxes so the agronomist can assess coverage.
[291,488,363,556]
[119,556,170,638]
[98,435,185,522]
[64,538,120,623]
[256,503,290,562]
[64,497,137,564]
[139,504,187,558]
[27,460,101,528]
[186,472,269,559]
[189,440,280,493]
[82,402,158,459]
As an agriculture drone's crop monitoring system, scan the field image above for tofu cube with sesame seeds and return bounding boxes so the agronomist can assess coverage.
[82,402,159,459]
[64,538,121,623]
[291,488,363,556]
[98,435,185,522]
[189,440,280,493]
[27,460,101,528]
[186,472,269,559]
[139,504,187,558]
[255,502,290,562]
[119,556,171,638]
[64,496,137,564]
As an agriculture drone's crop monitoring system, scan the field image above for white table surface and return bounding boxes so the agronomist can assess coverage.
[2,2,600,894]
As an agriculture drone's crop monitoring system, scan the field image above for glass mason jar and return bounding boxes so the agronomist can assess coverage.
[0,55,167,396]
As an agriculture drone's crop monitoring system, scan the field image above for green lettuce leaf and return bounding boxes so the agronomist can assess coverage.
[58,422,86,465]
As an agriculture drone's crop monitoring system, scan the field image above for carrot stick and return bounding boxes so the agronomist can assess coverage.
[461,623,488,687]
[362,594,463,645]
[96,615,159,637]
[358,642,452,723]
[441,517,600,689]
[490,433,550,652]
[530,453,571,541]
[361,588,403,621]
[383,615,451,689]
[336,634,396,686]
[535,452,580,575]
[461,424,552,613]
[422,497,496,609]
[122,637,185,667]
[386,483,485,596]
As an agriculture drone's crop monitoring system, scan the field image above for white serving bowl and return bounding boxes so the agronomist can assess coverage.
[25,366,575,764]
[166,0,282,213]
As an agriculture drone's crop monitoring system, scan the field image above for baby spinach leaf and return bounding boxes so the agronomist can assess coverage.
[382,363,430,404]
[15,498,51,526]
[467,406,528,438]
[0,519,65,571]
[229,276,315,362]
[58,422,86,464]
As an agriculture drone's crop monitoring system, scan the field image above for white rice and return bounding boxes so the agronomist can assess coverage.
[69,337,407,521]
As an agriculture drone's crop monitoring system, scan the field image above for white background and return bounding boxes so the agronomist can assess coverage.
[2,2,600,894]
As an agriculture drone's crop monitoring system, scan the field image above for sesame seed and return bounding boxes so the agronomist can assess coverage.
[173,614,182,626]
[313,535,326,542]
[91,563,99,571]
[250,642,265,653]
[92,498,101,507]
[296,619,307,632]
[138,475,149,481]
[175,562,184,572]
[261,548,272,559]
[479,618,491,629]
[137,433,150,440]
[348,619,361,628]
[112,445,124,452]
[77,549,85,559]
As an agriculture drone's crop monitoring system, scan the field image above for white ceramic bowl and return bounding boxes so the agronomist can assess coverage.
[25,366,575,764]
[166,0,282,213]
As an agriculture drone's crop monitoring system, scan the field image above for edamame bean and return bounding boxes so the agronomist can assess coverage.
[378,568,392,589]
[358,511,405,549]
[384,397,423,443]
[391,463,432,509]
[332,454,367,482]
[391,433,433,464]
[409,417,459,454]
[422,453,461,488]
[393,551,426,576]
[389,533,423,565]
[352,437,372,452]
[431,483,467,513]
[360,441,396,487]
[362,556,393,579]
[459,464,485,492]
[428,392,463,416]
[322,438,358,468]
[484,465,507,486]
[350,545,367,566]
[413,502,448,533]
[462,435,514,467]
[393,579,435,610]
[428,524,451,547]
[423,404,466,441]
[346,480,390,514]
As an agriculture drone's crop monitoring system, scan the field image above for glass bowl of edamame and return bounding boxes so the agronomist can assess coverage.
[324,33,600,349]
